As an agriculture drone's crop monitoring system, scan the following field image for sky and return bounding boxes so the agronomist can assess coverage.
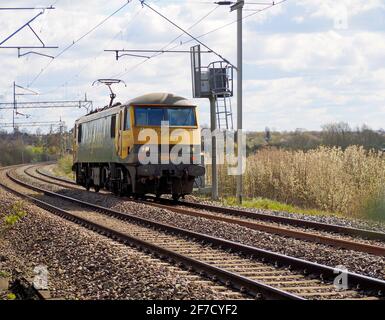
[0,0,385,132]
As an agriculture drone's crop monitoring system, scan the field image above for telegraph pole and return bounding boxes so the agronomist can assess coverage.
[13,81,16,131]
[231,0,244,204]
[210,96,218,200]
[59,118,64,157]
[236,0,243,204]
[215,1,244,203]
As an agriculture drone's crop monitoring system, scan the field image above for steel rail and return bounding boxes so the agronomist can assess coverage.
[35,166,385,242]
[7,167,385,298]
[130,199,385,257]
[31,166,385,256]
[174,201,385,242]
[1,168,301,300]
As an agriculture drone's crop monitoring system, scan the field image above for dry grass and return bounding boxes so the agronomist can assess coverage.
[208,146,385,219]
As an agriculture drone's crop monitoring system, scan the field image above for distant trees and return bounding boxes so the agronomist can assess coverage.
[246,122,385,155]
[321,122,352,149]
[281,130,321,151]
[321,122,385,150]
[0,129,70,166]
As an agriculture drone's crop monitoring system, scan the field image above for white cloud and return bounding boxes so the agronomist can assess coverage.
[0,0,385,132]
[293,16,304,24]
[297,0,384,20]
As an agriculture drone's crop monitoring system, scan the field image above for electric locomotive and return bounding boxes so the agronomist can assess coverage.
[72,92,205,200]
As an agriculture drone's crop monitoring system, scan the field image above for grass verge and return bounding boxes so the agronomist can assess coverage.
[223,197,339,217]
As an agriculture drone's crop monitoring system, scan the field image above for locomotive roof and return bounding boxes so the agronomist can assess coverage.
[124,92,192,106]
[76,93,194,124]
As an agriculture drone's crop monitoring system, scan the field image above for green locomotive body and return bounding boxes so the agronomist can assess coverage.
[72,93,205,199]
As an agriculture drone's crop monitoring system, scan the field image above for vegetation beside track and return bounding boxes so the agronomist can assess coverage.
[0,131,67,166]
[0,201,27,236]
[0,201,27,300]
[53,155,74,180]
[42,122,385,221]
[223,197,337,217]
[208,146,385,220]
[54,146,385,221]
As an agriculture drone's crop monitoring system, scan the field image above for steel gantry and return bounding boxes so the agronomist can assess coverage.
[0,6,58,58]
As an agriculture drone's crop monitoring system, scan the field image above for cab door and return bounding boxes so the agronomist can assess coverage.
[115,109,124,158]
[116,107,133,159]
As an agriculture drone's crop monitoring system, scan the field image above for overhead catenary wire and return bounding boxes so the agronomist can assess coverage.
[27,0,132,88]
[0,6,55,10]
[112,0,287,80]
[110,3,219,79]
[41,5,144,97]
[181,0,288,46]
[140,0,234,66]
[156,5,218,49]
[139,0,287,57]
[27,0,287,98]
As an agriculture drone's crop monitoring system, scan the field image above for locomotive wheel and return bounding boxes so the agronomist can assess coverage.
[134,193,144,200]
[94,185,100,193]
[117,183,126,197]
[113,184,124,197]
[172,194,180,202]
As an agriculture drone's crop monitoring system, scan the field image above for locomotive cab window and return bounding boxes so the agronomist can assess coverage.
[134,106,196,127]
[167,108,196,126]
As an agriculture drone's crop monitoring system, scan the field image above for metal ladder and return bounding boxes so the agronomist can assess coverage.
[214,92,233,130]
[208,61,234,130]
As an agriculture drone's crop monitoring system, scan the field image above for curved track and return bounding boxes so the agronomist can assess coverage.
[1,164,385,300]
[32,165,385,257]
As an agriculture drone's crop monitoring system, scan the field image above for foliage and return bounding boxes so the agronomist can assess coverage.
[224,197,336,217]
[6,293,16,300]
[0,201,27,234]
[363,191,385,221]
[214,146,385,219]
[0,130,71,166]
[246,122,385,154]
[54,155,74,179]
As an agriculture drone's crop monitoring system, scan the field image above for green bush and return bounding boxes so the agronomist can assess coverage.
[6,293,16,300]
[0,201,27,234]
[54,155,74,179]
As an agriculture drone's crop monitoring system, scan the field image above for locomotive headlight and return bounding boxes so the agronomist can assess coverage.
[140,146,151,157]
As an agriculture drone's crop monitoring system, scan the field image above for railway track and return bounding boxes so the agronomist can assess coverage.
[31,165,385,257]
[2,165,385,300]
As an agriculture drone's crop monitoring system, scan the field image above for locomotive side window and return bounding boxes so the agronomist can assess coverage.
[110,115,116,138]
[124,108,131,130]
[78,124,82,143]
